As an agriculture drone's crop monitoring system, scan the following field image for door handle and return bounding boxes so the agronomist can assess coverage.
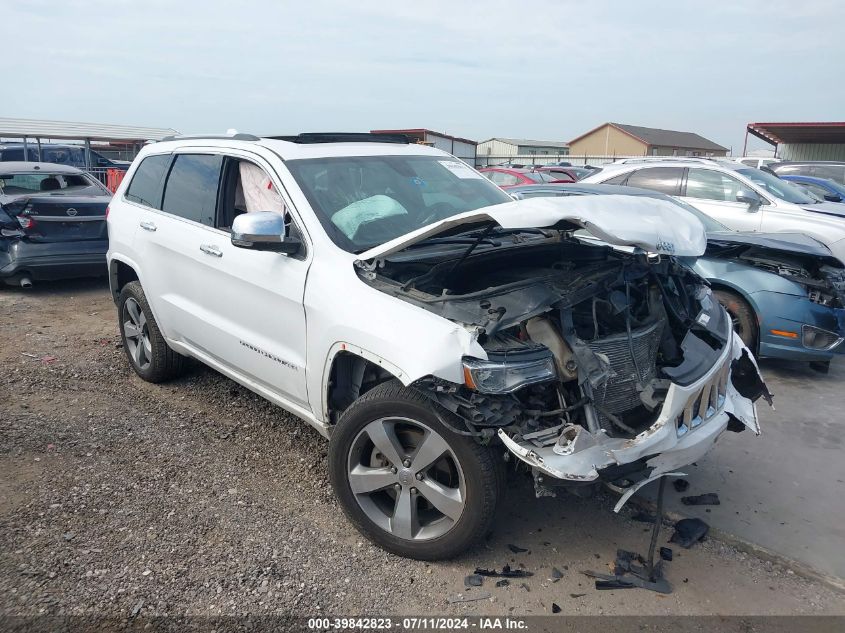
[199,244,223,258]
[139,221,157,232]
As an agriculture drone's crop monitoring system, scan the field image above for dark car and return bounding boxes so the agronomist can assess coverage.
[509,182,845,370]
[0,142,130,170]
[0,162,112,287]
[780,175,845,203]
[770,161,845,186]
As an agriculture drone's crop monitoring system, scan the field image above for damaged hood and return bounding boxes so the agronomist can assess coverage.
[706,231,842,264]
[355,195,707,262]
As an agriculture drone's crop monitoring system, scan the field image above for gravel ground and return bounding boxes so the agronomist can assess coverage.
[1,279,843,620]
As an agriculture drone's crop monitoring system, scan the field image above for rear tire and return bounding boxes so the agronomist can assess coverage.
[118,281,186,383]
[713,289,757,350]
[329,380,502,560]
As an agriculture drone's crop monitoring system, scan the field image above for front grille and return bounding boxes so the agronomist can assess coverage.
[588,320,664,428]
[675,357,730,437]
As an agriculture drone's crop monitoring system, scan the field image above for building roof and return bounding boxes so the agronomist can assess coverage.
[569,123,728,152]
[479,137,570,149]
[370,128,477,145]
[746,122,845,146]
[0,117,179,142]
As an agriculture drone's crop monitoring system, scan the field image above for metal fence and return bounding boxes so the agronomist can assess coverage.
[85,167,126,192]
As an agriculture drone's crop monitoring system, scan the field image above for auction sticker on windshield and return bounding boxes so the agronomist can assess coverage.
[439,160,483,179]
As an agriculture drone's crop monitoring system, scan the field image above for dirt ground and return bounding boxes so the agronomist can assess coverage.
[1,279,843,619]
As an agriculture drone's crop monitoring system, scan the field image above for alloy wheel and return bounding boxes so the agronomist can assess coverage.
[123,297,152,370]
[347,417,465,541]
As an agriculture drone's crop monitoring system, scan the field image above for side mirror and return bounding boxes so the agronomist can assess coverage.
[509,192,522,201]
[824,193,843,203]
[736,189,762,210]
[231,211,301,254]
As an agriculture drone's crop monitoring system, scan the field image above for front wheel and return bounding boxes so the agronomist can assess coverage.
[329,381,501,560]
[714,289,757,350]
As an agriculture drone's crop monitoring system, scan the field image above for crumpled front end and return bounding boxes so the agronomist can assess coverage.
[362,224,771,511]
[496,330,767,510]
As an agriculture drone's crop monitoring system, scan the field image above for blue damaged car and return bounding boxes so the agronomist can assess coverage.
[509,183,845,371]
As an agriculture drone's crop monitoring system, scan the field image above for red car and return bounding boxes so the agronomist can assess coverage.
[478,167,573,188]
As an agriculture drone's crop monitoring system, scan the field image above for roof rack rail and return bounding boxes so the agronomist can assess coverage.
[160,133,260,142]
[267,132,410,145]
[613,156,723,165]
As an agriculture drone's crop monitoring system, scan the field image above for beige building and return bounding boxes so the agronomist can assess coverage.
[569,122,728,157]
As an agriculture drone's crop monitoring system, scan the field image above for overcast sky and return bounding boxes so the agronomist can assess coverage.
[7,0,844,153]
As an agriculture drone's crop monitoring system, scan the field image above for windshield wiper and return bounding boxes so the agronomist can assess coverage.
[407,236,501,248]
[445,223,497,284]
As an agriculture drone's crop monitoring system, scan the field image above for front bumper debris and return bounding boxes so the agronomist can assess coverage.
[498,332,767,511]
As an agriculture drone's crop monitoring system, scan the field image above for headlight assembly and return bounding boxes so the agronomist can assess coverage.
[462,351,557,394]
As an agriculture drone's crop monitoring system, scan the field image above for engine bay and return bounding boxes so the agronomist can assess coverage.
[360,233,731,442]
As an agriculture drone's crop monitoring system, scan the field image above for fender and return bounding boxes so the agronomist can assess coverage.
[320,342,407,423]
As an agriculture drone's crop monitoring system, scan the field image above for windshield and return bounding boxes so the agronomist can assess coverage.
[524,171,557,183]
[567,167,593,179]
[736,168,816,204]
[0,172,104,195]
[806,178,845,198]
[286,155,512,252]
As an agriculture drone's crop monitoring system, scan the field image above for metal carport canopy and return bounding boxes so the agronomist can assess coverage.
[747,121,845,146]
[0,117,179,142]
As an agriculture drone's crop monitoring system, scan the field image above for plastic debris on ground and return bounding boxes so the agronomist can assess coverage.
[550,567,563,582]
[551,603,561,613]
[495,579,509,588]
[670,518,709,548]
[672,478,690,493]
[582,548,672,594]
[474,564,533,578]
[659,547,673,561]
[681,493,720,506]
[464,574,483,587]
[507,543,530,554]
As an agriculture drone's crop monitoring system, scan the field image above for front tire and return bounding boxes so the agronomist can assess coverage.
[714,289,757,350]
[329,380,501,560]
[118,281,186,383]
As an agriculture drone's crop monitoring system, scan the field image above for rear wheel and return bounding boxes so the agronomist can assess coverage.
[713,289,757,349]
[118,281,186,383]
[329,380,501,560]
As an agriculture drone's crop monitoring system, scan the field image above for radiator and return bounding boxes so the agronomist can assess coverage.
[587,320,664,428]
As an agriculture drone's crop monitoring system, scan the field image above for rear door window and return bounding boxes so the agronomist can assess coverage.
[624,167,684,195]
[125,154,171,209]
[161,154,224,226]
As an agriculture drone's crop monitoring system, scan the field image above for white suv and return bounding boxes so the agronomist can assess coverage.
[107,133,768,559]
[582,160,845,261]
